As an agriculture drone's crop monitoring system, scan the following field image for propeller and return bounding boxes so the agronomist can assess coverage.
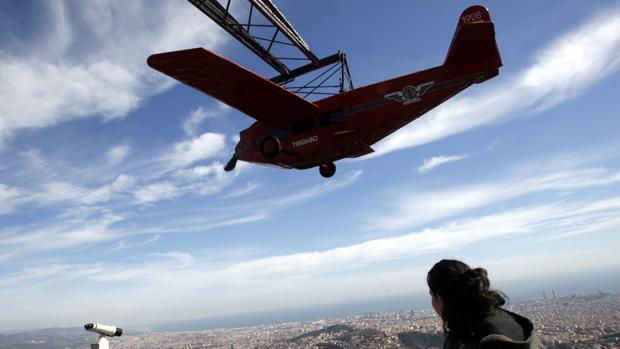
[224,155,237,172]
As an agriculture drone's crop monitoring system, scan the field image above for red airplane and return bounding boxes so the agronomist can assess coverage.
[148,5,501,178]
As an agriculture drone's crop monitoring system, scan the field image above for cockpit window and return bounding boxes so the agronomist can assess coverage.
[291,117,314,134]
[319,111,345,126]
[267,127,289,139]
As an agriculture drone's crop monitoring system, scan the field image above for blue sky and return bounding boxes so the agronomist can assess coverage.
[1,0,620,331]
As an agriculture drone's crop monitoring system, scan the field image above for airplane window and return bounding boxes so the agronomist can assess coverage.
[267,127,289,139]
[291,117,314,134]
[319,111,345,126]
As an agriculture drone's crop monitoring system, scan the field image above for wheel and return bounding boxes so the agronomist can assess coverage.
[319,163,336,178]
[260,136,281,158]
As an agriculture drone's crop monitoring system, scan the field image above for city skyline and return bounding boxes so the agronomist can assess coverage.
[2,292,618,348]
[1,1,620,331]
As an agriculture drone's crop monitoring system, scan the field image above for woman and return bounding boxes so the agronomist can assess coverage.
[427,259,543,349]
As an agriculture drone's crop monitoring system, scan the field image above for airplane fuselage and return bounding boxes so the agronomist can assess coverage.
[236,60,497,170]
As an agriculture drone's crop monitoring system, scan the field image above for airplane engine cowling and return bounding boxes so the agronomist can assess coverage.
[260,135,281,158]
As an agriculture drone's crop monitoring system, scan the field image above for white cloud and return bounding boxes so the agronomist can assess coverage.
[168,161,237,198]
[33,181,86,204]
[182,106,209,137]
[142,160,239,201]
[223,206,554,278]
[163,133,227,169]
[23,196,620,296]
[368,6,620,159]
[271,170,363,207]
[208,212,270,229]
[0,263,105,288]
[0,184,21,214]
[81,174,135,204]
[20,148,49,169]
[131,171,362,235]
[7,139,231,210]
[106,144,131,165]
[418,154,468,173]
[139,234,161,246]
[0,1,226,148]
[3,194,618,330]
[372,167,620,231]
[148,251,194,267]
[133,181,180,204]
[105,235,160,254]
[224,182,260,198]
[0,213,124,259]
[19,174,136,207]
[181,103,231,136]
[135,196,620,281]
[176,162,226,180]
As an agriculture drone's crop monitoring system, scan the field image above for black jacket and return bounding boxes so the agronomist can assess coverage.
[444,308,544,349]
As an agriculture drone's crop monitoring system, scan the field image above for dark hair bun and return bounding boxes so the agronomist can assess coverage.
[460,267,490,294]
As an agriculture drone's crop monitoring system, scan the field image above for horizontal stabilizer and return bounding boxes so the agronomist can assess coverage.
[445,5,502,70]
[147,48,320,126]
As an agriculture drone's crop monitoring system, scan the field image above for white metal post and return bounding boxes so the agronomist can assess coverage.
[90,335,109,349]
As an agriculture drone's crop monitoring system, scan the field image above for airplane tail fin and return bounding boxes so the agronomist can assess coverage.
[444,5,502,82]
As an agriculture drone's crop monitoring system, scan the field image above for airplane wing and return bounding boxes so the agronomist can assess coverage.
[147,48,320,126]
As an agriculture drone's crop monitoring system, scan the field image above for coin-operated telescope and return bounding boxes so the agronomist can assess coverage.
[84,323,122,349]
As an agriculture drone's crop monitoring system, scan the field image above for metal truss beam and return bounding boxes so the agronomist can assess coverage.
[188,0,290,76]
[187,0,353,96]
[248,0,319,64]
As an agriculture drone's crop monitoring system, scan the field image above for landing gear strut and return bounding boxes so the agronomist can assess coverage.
[319,162,336,178]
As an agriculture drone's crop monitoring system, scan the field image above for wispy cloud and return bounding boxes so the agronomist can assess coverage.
[2,187,618,329]
[82,174,136,204]
[224,182,260,199]
[133,170,362,235]
[0,168,361,261]
[270,170,363,207]
[30,181,86,205]
[20,148,50,170]
[181,104,229,137]
[372,166,620,231]
[368,5,620,158]
[0,1,226,147]
[148,251,194,267]
[105,234,162,254]
[106,144,131,166]
[418,154,468,173]
[9,174,136,210]
[10,195,618,310]
[0,184,21,215]
[222,204,557,278]
[0,263,105,288]
[182,107,209,137]
[133,181,181,205]
[96,197,620,282]
[0,212,124,260]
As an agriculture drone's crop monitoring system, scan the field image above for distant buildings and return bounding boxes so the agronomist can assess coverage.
[7,292,620,348]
